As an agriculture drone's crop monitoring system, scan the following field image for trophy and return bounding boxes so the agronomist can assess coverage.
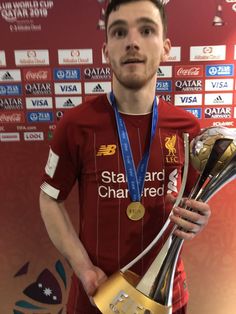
[93,126,236,314]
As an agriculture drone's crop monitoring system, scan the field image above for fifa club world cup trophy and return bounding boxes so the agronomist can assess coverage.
[93,126,236,314]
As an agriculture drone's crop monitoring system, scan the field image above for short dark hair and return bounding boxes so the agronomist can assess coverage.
[105,0,167,38]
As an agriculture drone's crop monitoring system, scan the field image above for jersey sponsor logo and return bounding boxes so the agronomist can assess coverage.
[58,49,93,65]
[184,108,202,119]
[175,80,203,92]
[165,135,178,164]
[54,68,81,80]
[174,94,202,106]
[23,68,51,81]
[97,145,117,156]
[26,97,53,109]
[14,49,50,66]
[0,97,23,109]
[156,66,172,78]
[84,67,111,80]
[205,79,234,91]
[174,65,203,77]
[54,82,81,95]
[25,83,52,95]
[0,51,6,67]
[0,69,21,82]
[156,80,172,92]
[190,45,226,61]
[27,111,54,123]
[204,93,233,105]
[204,107,232,119]
[98,170,165,198]
[205,64,234,77]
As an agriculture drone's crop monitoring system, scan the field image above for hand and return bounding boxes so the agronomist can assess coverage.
[78,265,107,305]
[167,194,211,240]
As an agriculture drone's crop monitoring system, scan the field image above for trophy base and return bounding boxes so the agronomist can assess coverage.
[93,270,172,314]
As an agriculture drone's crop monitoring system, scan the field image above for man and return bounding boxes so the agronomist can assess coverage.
[39,1,211,313]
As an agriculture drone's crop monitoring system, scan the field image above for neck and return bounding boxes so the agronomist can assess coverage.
[112,77,156,114]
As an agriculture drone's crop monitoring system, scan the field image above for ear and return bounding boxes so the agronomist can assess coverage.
[102,42,110,64]
[161,38,171,62]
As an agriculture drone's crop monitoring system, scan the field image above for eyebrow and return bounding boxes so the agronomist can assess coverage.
[108,17,158,33]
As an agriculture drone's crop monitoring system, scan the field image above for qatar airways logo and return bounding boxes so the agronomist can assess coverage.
[175,65,203,77]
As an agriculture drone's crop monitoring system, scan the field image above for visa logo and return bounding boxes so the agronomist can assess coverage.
[32,100,49,106]
[60,85,77,92]
[205,79,233,91]
[174,94,202,106]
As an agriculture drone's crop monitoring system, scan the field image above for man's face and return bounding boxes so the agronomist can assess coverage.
[103,0,171,90]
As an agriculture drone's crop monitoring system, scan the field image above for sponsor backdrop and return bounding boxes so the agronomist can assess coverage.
[0,0,235,313]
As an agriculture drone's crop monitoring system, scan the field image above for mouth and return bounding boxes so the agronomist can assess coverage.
[122,58,144,65]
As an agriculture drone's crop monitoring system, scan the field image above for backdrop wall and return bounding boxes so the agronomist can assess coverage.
[0,0,235,313]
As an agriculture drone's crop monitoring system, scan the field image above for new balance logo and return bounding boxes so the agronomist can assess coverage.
[97,144,117,156]
[2,72,14,80]
[93,84,104,93]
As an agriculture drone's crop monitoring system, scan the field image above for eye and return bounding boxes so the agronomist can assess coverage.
[141,26,155,36]
[111,27,127,38]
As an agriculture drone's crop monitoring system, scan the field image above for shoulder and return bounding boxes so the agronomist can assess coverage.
[158,98,200,139]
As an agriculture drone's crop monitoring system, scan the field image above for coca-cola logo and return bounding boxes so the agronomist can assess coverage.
[23,68,51,81]
[175,65,203,77]
[0,112,24,123]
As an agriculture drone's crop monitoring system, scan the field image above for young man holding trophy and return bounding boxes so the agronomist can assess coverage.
[39,0,211,313]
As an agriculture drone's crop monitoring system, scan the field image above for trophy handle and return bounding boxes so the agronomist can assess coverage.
[121,133,190,274]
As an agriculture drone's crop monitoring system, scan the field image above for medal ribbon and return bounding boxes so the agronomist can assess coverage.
[110,91,158,202]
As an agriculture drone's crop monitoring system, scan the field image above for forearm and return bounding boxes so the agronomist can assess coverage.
[39,190,93,276]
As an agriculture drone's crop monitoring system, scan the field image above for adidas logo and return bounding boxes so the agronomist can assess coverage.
[97,144,117,156]
[63,98,74,107]
[1,71,14,80]
[92,84,104,93]
[213,95,223,104]
[157,68,164,77]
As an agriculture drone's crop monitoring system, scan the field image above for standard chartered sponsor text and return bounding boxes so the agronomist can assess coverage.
[99,170,165,198]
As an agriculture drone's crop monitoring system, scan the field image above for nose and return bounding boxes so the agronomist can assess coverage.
[125,29,140,51]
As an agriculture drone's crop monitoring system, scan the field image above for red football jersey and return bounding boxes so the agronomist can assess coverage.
[41,94,200,313]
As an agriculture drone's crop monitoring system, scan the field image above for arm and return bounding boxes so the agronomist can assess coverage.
[39,190,107,297]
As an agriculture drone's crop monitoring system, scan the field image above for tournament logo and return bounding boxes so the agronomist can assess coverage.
[204,107,232,119]
[84,67,111,80]
[156,80,172,92]
[53,68,81,80]
[165,135,178,164]
[0,84,22,96]
[205,64,234,77]
[175,80,203,92]
[25,83,51,95]
[27,111,54,123]
[184,108,202,119]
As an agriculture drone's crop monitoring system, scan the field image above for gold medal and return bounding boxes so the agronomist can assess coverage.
[126,202,145,221]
